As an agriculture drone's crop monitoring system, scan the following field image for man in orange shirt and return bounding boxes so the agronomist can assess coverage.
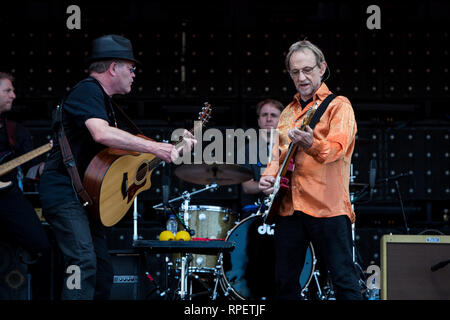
[259,40,362,300]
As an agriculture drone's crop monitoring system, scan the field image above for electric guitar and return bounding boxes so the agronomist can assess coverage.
[259,102,318,224]
[83,103,212,227]
[0,142,52,190]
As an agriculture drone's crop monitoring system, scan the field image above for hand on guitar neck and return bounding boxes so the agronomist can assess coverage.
[287,125,314,150]
[258,124,314,196]
[170,129,197,163]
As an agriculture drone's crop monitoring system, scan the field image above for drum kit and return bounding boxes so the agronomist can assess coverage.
[132,163,368,300]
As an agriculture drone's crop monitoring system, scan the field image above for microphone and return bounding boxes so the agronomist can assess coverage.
[431,259,450,272]
[162,173,170,214]
[369,159,377,198]
[377,172,412,184]
[162,185,169,205]
[161,172,170,207]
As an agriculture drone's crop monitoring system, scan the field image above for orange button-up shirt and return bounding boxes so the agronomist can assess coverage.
[262,82,357,222]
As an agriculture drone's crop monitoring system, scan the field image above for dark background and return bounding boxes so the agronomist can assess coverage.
[1,0,449,270]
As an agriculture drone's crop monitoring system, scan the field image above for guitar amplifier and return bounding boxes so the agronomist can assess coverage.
[0,242,31,300]
[109,250,167,300]
[381,234,450,300]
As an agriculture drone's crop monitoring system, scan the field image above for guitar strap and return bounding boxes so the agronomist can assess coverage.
[53,77,146,207]
[308,93,337,130]
[109,99,144,136]
[54,104,93,207]
[52,78,105,207]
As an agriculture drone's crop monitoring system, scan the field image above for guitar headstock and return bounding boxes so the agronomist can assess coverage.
[198,102,212,126]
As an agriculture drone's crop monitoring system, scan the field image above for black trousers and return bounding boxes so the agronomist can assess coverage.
[274,211,362,300]
[43,200,113,300]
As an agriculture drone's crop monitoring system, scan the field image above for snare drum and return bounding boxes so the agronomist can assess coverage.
[186,205,236,240]
[220,215,315,300]
[173,205,236,272]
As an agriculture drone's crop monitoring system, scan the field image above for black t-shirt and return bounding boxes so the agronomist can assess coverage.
[239,135,270,211]
[39,77,116,210]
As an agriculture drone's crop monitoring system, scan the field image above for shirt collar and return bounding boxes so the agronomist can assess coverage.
[293,82,332,106]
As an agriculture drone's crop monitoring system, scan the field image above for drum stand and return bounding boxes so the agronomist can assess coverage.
[169,253,226,300]
[153,183,221,301]
[179,254,191,299]
[211,253,224,300]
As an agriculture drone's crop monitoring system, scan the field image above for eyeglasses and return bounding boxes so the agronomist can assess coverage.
[115,61,136,74]
[289,64,318,77]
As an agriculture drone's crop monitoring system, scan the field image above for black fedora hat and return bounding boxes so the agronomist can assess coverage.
[89,34,140,64]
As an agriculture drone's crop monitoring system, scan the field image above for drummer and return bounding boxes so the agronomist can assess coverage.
[239,99,284,218]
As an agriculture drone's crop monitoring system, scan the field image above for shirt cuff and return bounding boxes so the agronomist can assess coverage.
[304,138,323,157]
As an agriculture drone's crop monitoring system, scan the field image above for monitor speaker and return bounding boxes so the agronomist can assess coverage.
[381,234,450,300]
[109,250,167,300]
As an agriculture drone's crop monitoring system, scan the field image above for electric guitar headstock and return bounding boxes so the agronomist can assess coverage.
[198,102,212,127]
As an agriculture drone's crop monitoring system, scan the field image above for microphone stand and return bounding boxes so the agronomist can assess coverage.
[394,179,410,234]
[352,172,411,234]
[153,183,219,236]
[378,172,411,234]
[133,197,139,241]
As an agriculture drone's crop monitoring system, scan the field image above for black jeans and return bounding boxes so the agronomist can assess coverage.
[274,211,362,300]
[43,201,113,300]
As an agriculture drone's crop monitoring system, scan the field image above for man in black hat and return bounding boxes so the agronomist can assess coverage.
[39,35,196,300]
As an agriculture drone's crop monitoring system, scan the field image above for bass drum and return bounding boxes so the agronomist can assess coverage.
[220,215,315,300]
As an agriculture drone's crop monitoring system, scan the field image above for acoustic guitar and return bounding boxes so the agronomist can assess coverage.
[0,142,52,190]
[83,103,212,227]
[259,102,318,224]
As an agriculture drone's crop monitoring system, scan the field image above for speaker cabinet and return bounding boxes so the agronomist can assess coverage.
[0,242,31,300]
[381,235,450,300]
[109,250,167,300]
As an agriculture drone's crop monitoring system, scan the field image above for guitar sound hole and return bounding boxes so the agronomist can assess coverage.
[135,163,148,182]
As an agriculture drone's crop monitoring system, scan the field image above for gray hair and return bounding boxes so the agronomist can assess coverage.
[284,39,329,80]
[88,60,118,74]
[284,40,326,70]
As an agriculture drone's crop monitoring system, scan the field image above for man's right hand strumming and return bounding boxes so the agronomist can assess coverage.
[259,175,275,195]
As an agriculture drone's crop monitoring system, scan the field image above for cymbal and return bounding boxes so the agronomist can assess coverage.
[175,163,253,186]
[349,182,368,192]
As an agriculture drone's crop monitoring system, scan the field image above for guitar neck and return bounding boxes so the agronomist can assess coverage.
[0,143,52,176]
[147,123,202,169]
[276,103,319,179]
